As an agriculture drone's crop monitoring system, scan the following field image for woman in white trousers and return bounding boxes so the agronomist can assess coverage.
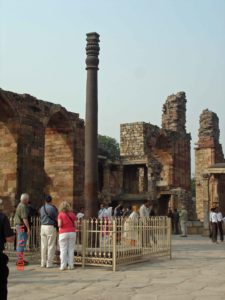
[58,201,77,270]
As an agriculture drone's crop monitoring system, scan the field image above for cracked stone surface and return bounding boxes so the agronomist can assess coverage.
[8,235,225,300]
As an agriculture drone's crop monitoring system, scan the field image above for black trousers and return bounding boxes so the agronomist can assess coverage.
[0,252,9,300]
[218,221,224,241]
[211,222,218,242]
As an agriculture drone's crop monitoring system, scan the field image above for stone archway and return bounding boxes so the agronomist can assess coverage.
[44,111,74,209]
[0,95,19,213]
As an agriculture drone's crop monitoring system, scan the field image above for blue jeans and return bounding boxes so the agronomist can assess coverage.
[16,225,28,262]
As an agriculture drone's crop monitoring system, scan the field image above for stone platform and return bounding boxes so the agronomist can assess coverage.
[8,235,225,300]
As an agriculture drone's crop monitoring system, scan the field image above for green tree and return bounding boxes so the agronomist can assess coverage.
[98,135,120,161]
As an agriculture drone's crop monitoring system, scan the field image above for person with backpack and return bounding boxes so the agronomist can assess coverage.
[40,195,58,268]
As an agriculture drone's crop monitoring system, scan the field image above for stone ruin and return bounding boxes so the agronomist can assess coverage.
[113,91,192,216]
[0,89,193,217]
[195,109,225,222]
[0,89,84,213]
[2,87,224,225]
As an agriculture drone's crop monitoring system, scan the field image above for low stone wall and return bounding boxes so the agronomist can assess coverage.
[187,221,203,235]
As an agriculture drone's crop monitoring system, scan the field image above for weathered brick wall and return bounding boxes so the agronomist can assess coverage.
[0,89,84,214]
[195,109,225,221]
[0,121,17,213]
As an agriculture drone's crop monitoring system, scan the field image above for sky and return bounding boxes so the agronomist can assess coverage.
[0,0,225,173]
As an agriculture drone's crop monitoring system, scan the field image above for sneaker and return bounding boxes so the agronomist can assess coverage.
[16,260,29,266]
[59,266,66,271]
[68,266,74,270]
[41,264,46,268]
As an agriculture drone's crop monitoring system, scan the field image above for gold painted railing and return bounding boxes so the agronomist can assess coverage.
[6,216,171,271]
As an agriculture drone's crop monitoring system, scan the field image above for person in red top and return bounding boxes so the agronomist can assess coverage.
[58,201,77,270]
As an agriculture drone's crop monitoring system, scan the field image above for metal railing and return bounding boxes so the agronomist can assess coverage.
[6,216,171,271]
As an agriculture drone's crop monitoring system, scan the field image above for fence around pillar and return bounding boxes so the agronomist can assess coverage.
[6,216,171,271]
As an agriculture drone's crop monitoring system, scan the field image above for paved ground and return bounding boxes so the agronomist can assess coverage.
[8,235,225,300]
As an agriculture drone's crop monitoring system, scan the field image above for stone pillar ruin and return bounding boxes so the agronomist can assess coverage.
[195,109,224,221]
[202,172,210,236]
[84,32,100,218]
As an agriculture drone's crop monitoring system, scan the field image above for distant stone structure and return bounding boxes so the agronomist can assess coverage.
[195,109,225,233]
[0,89,84,213]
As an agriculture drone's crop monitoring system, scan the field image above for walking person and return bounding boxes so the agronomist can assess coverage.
[14,193,31,266]
[58,201,77,270]
[40,195,58,268]
[216,207,224,242]
[0,199,15,300]
[179,205,188,237]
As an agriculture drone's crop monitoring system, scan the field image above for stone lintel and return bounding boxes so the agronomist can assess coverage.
[121,159,147,165]
[207,168,225,174]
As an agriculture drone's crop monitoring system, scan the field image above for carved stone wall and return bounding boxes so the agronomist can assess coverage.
[0,89,84,214]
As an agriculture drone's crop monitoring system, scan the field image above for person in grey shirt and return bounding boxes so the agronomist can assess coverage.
[39,195,58,268]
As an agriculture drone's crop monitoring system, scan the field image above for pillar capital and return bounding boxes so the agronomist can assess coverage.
[85,32,100,70]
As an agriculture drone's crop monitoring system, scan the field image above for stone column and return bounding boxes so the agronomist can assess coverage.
[147,164,156,201]
[84,32,100,218]
[138,167,145,193]
[202,172,210,236]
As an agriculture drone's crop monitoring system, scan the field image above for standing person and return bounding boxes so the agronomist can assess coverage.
[0,199,15,300]
[179,205,188,237]
[14,193,31,266]
[27,200,37,250]
[58,201,77,271]
[173,208,180,234]
[216,207,224,242]
[76,207,84,221]
[139,201,150,218]
[114,202,123,217]
[128,205,140,246]
[139,201,150,246]
[76,207,84,245]
[167,209,174,233]
[40,195,58,268]
[149,205,156,217]
[209,208,214,239]
[210,207,218,243]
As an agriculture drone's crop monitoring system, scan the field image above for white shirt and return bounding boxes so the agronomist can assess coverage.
[217,212,223,222]
[139,204,149,218]
[210,212,218,223]
[76,212,84,220]
[98,208,109,219]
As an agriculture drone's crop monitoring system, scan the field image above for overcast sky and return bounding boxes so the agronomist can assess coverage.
[1,0,225,173]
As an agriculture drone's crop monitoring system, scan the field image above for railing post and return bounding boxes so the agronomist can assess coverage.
[112,219,117,271]
[82,219,87,268]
